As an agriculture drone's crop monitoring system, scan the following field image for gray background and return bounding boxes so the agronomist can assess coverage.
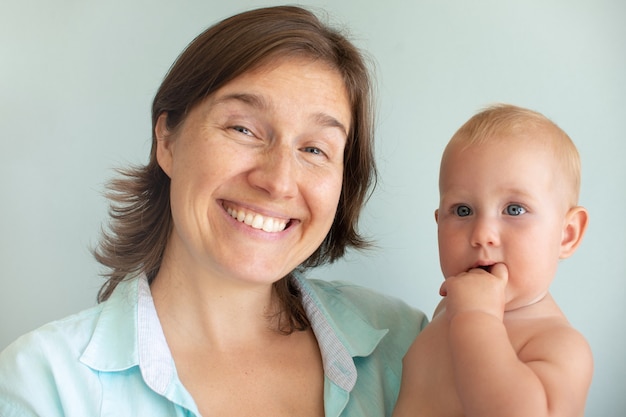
[1,1,624,415]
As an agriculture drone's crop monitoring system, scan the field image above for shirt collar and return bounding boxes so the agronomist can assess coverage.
[80,276,176,396]
[79,278,140,372]
[136,276,177,394]
[80,273,388,396]
[292,272,388,392]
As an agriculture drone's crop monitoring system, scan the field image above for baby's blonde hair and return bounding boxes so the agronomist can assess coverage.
[441,103,581,206]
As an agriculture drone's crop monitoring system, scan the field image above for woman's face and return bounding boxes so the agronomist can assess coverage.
[156,57,351,286]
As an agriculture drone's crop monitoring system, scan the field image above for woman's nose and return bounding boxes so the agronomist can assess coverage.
[249,144,298,199]
[470,216,500,247]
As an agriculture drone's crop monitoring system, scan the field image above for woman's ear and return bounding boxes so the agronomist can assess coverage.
[559,206,589,259]
[434,209,439,224]
[155,113,174,178]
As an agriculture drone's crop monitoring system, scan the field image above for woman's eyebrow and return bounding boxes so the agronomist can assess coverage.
[313,112,348,137]
[213,92,348,136]
[213,92,268,110]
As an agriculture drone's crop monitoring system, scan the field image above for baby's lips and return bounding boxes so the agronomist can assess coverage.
[468,260,496,273]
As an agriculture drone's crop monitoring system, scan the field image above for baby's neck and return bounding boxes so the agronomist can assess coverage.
[504,292,564,321]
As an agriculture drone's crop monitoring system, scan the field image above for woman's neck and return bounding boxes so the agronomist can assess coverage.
[150,264,283,351]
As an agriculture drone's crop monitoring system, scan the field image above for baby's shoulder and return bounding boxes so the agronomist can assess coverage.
[511,315,591,365]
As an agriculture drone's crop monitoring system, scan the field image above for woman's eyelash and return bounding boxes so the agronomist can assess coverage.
[303,146,324,155]
[232,125,253,135]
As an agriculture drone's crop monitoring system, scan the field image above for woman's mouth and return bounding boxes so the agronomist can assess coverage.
[225,204,290,233]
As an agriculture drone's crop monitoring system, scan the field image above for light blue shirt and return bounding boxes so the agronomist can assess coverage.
[0,273,427,416]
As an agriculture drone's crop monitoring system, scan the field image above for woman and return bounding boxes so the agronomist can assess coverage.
[0,6,427,416]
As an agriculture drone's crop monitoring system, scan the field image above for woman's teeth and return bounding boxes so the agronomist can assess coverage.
[226,207,288,233]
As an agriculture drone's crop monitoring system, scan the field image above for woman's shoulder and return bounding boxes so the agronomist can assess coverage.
[1,277,141,370]
[0,303,104,370]
[304,278,428,331]
[0,304,106,416]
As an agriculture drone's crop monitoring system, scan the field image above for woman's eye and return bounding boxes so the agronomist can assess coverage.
[454,205,472,217]
[232,126,253,136]
[505,204,526,216]
[302,146,324,156]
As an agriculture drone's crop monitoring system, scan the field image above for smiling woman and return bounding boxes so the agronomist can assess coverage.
[0,5,427,417]
[151,57,351,305]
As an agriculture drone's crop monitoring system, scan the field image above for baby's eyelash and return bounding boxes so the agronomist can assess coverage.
[453,204,472,217]
[505,203,527,216]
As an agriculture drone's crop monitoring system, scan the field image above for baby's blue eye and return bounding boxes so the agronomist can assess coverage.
[455,205,472,217]
[506,204,526,216]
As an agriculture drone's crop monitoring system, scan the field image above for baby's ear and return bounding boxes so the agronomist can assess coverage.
[434,209,439,224]
[559,206,589,259]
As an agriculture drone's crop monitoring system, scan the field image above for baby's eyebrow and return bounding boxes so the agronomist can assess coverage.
[499,186,535,200]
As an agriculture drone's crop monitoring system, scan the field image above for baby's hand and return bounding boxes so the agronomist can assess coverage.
[439,263,509,321]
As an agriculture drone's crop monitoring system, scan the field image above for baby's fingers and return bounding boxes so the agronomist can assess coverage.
[490,263,509,283]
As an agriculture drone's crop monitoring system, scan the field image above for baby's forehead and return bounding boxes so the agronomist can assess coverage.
[461,121,560,147]
[441,133,579,207]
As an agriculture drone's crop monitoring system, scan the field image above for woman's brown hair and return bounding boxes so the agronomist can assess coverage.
[94,5,377,332]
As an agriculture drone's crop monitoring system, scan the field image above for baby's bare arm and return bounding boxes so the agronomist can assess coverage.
[393,315,461,417]
[448,312,592,417]
[445,265,593,417]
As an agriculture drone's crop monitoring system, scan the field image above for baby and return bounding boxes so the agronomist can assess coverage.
[393,104,593,417]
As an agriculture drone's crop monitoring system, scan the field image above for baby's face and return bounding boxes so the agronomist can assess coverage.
[436,136,571,311]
